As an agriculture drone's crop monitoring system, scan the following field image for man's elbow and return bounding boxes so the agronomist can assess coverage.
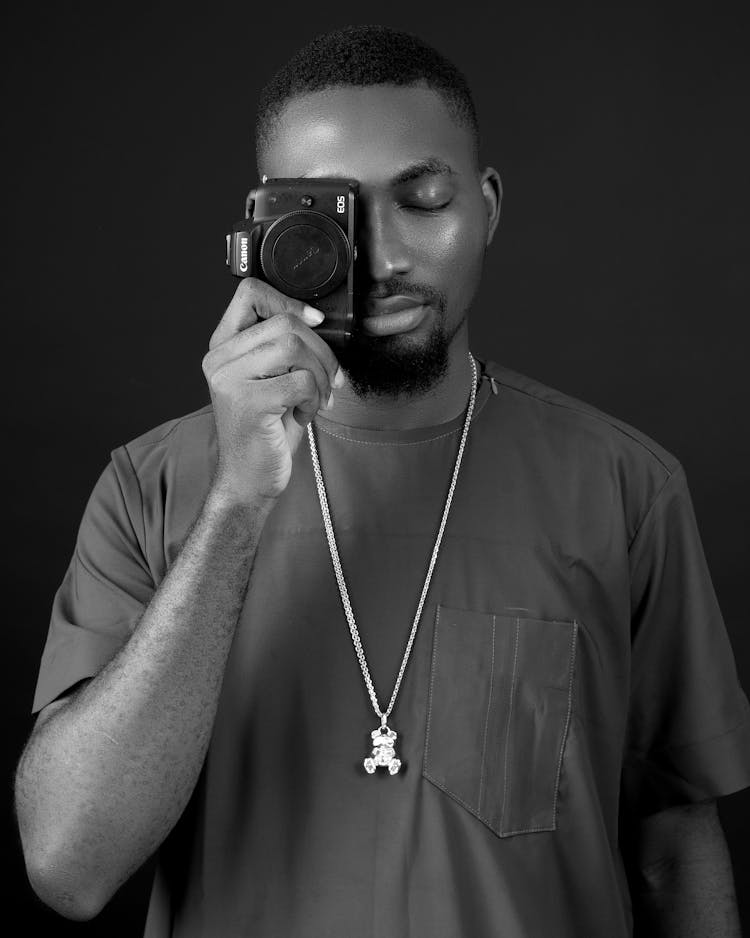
[25,849,107,922]
[15,740,110,921]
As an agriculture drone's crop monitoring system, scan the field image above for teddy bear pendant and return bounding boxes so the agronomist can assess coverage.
[363,723,402,775]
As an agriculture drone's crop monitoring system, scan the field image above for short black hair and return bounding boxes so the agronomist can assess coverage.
[255,25,479,172]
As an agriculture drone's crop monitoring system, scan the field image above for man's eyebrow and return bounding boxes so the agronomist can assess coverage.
[390,157,455,186]
[299,157,456,185]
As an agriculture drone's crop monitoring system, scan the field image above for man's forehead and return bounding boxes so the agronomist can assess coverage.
[261,84,475,182]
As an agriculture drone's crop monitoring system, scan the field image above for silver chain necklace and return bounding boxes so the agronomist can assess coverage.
[306,351,479,776]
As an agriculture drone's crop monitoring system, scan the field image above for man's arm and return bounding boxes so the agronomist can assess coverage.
[622,798,741,937]
[14,280,341,921]
[14,486,277,920]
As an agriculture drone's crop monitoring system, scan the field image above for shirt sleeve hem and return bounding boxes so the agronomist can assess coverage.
[621,712,750,817]
[30,631,125,715]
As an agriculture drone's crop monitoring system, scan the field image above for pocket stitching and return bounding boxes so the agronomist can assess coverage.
[500,615,522,833]
[500,617,579,836]
[424,769,492,824]
[424,770,559,838]
[424,606,579,839]
[477,614,497,812]
[424,606,497,820]
[550,618,579,827]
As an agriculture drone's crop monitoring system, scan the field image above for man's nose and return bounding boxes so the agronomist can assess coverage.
[355,200,410,285]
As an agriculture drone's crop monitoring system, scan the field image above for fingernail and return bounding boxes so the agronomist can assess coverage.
[333,367,346,388]
[303,305,325,325]
[325,391,335,410]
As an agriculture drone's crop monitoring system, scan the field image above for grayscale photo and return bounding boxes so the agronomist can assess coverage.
[6,6,750,936]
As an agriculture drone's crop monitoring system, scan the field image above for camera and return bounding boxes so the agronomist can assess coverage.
[226,177,357,353]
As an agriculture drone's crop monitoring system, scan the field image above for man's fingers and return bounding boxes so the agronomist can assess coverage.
[209,278,324,350]
[205,312,342,390]
[207,338,333,414]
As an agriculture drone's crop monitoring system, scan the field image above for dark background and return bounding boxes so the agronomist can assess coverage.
[4,0,749,933]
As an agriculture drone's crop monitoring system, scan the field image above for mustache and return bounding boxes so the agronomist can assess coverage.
[356,278,447,310]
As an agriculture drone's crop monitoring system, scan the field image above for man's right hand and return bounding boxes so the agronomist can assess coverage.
[202,278,346,504]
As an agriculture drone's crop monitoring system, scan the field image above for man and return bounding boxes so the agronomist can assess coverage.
[14,25,750,937]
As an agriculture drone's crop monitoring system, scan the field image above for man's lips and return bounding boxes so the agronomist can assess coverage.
[359,295,431,336]
[363,294,428,316]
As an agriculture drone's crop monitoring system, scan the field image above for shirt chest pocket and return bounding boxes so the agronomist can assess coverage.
[423,604,578,837]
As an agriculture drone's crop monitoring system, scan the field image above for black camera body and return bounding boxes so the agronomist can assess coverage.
[226,177,358,352]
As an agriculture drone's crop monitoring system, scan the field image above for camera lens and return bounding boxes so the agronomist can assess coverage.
[260,211,350,299]
[272,225,337,290]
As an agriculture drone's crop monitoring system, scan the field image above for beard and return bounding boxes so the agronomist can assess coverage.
[337,280,466,399]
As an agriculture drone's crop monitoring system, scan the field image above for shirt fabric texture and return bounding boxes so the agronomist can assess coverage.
[31,356,750,937]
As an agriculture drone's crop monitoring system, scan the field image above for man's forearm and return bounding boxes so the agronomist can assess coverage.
[15,483,276,919]
[629,805,741,937]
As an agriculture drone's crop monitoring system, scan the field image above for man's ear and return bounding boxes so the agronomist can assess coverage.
[480,167,503,247]
[245,175,268,218]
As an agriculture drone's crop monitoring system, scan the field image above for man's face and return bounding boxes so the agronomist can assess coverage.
[259,84,501,399]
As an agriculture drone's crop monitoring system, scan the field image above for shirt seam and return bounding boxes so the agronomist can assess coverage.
[74,547,151,607]
[314,423,463,446]
[494,378,674,474]
[313,383,490,447]
[626,710,750,757]
[627,463,684,552]
[119,444,150,566]
[125,405,213,452]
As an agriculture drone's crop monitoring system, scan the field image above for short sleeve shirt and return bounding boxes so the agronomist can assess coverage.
[31,356,750,938]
